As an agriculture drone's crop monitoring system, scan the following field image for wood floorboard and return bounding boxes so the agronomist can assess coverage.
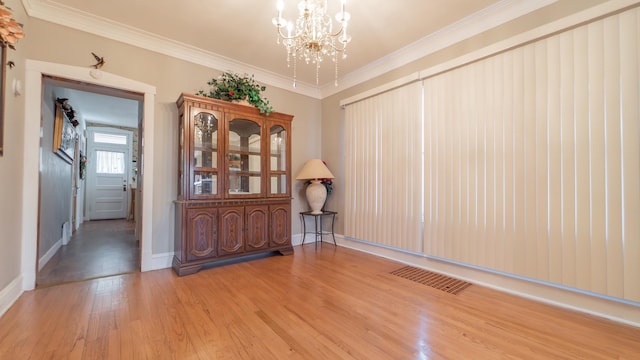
[37,219,139,287]
[1,244,639,359]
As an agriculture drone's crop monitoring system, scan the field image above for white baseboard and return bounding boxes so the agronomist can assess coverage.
[150,252,174,271]
[0,276,24,319]
[335,235,640,328]
[38,238,62,271]
[62,221,71,246]
[291,233,306,246]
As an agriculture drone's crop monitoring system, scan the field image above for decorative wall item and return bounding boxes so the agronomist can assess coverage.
[90,52,105,69]
[0,1,25,49]
[52,102,76,164]
[0,0,25,156]
[79,152,87,179]
[56,97,79,127]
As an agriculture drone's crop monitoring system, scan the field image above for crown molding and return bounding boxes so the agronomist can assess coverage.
[21,0,321,98]
[320,0,558,98]
[23,0,556,100]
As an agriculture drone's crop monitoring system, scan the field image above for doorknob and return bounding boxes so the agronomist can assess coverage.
[123,185,127,192]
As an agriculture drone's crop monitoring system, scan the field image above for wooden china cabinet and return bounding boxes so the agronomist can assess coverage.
[173,93,293,276]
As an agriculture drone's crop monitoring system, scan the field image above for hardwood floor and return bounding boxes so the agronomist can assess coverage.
[37,219,139,287]
[2,244,639,359]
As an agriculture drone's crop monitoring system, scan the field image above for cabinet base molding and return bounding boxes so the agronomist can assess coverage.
[172,246,293,276]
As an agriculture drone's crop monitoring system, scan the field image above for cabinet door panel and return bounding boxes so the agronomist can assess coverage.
[226,116,263,197]
[270,204,291,246]
[219,207,244,255]
[246,205,269,250]
[187,208,217,261]
[190,108,223,199]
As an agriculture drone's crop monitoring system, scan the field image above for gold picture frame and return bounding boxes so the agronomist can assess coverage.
[52,102,75,164]
[0,45,6,156]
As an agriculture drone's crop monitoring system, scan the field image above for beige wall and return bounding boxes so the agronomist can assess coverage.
[0,0,28,291]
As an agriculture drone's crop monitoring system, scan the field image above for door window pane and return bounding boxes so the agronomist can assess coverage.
[96,150,125,174]
[94,132,127,145]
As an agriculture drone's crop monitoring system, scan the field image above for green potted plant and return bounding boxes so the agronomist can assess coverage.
[197,72,274,115]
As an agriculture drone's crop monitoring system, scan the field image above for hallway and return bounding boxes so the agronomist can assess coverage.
[37,219,139,287]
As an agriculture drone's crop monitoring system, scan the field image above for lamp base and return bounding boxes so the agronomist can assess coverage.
[305,180,327,214]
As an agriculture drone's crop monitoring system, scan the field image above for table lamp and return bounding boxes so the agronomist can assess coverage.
[296,159,335,214]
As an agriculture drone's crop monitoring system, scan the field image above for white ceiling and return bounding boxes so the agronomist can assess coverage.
[27,0,558,127]
[46,77,142,129]
[59,88,141,128]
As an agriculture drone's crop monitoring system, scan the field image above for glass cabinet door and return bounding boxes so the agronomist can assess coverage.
[192,110,220,197]
[269,124,287,195]
[227,118,262,196]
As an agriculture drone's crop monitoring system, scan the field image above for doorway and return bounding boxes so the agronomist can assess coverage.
[36,76,143,287]
[22,60,156,291]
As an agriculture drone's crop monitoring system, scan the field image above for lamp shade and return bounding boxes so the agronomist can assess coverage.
[295,159,335,180]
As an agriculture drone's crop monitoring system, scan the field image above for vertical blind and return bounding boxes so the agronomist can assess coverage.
[423,7,640,302]
[344,82,423,252]
[344,6,639,302]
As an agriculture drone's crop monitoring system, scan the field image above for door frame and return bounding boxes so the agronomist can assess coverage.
[22,60,156,290]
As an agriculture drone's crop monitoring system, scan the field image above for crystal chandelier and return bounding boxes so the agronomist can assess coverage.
[272,0,351,87]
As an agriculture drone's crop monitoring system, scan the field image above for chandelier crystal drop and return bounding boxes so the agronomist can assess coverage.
[272,0,352,87]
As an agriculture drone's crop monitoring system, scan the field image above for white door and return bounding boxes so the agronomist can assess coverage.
[87,128,132,220]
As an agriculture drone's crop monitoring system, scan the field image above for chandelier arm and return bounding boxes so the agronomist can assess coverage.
[276,26,307,41]
[327,27,345,39]
[276,25,346,41]
[324,41,348,52]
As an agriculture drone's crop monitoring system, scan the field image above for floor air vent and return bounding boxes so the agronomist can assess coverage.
[390,266,472,295]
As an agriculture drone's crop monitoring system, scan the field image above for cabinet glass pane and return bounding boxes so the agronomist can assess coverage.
[194,112,218,168]
[270,125,287,195]
[194,171,217,195]
[270,175,287,194]
[270,125,286,171]
[228,119,261,195]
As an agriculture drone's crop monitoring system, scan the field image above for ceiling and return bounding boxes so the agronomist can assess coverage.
[46,77,142,129]
[27,0,558,128]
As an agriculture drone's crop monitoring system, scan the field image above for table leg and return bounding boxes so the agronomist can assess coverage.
[330,213,336,245]
[315,215,320,249]
[301,214,307,245]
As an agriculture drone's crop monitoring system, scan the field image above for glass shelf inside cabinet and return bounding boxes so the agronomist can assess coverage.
[228,118,261,195]
[193,111,219,195]
[269,125,287,195]
[193,171,217,195]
